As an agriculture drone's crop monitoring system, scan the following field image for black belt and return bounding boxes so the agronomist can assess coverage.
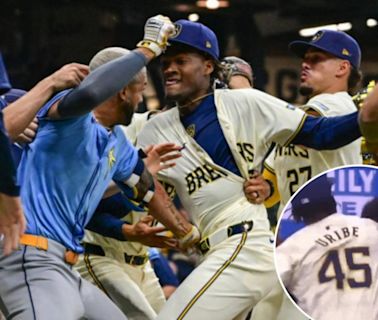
[197,220,253,254]
[83,243,148,266]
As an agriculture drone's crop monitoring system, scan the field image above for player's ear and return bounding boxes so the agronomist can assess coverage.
[119,86,128,102]
[336,60,350,78]
[204,59,214,76]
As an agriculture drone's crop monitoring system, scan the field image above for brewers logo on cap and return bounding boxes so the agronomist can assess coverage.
[312,31,323,42]
[171,23,182,39]
[205,41,212,48]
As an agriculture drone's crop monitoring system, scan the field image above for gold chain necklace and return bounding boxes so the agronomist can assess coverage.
[177,92,214,112]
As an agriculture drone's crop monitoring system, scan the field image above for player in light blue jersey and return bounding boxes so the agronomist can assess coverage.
[0,54,88,257]
[0,15,199,320]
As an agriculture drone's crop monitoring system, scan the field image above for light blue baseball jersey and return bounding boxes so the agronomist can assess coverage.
[18,90,139,252]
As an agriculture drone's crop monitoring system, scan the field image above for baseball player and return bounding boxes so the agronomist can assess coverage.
[0,56,87,256]
[276,172,378,320]
[75,47,168,320]
[0,15,199,319]
[216,40,308,320]
[135,19,368,320]
[122,109,160,145]
[78,198,168,320]
[260,30,363,215]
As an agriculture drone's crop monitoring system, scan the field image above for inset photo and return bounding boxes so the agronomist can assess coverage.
[275,165,378,320]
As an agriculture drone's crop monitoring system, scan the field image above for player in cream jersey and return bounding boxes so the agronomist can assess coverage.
[121,110,158,145]
[265,91,362,214]
[277,213,378,320]
[137,88,361,320]
[276,174,378,320]
[136,18,364,319]
[261,30,364,216]
[139,88,307,239]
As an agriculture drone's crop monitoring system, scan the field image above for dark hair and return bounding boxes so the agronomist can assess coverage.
[361,197,378,222]
[291,175,336,224]
[348,66,363,95]
[292,198,337,223]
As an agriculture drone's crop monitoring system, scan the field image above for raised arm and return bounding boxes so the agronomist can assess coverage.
[50,15,174,119]
[3,63,89,140]
[53,50,152,119]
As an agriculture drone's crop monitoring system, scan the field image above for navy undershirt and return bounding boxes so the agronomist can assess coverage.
[180,94,241,176]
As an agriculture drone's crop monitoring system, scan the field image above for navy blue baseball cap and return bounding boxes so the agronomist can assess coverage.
[169,19,219,61]
[289,30,361,69]
[0,53,11,95]
[291,174,335,213]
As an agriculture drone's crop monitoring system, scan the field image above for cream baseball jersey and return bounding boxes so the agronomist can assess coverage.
[265,92,362,213]
[276,213,378,320]
[137,88,307,237]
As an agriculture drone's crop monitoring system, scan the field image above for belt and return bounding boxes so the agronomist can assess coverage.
[20,234,79,265]
[197,220,253,254]
[83,242,148,266]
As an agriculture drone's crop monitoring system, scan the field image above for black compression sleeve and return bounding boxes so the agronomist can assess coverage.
[57,50,147,118]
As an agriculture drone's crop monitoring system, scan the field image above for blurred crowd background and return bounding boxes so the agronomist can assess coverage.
[2,0,378,111]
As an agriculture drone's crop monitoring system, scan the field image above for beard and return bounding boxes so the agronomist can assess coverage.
[123,109,134,126]
[117,99,135,126]
[299,84,314,97]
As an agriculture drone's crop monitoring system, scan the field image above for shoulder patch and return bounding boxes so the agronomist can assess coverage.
[308,101,329,112]
[285,104,296,110]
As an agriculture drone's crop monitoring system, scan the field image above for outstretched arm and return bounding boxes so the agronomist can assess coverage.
[291,111,361,150]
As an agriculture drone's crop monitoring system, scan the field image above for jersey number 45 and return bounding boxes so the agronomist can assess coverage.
[318,247,372,289]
